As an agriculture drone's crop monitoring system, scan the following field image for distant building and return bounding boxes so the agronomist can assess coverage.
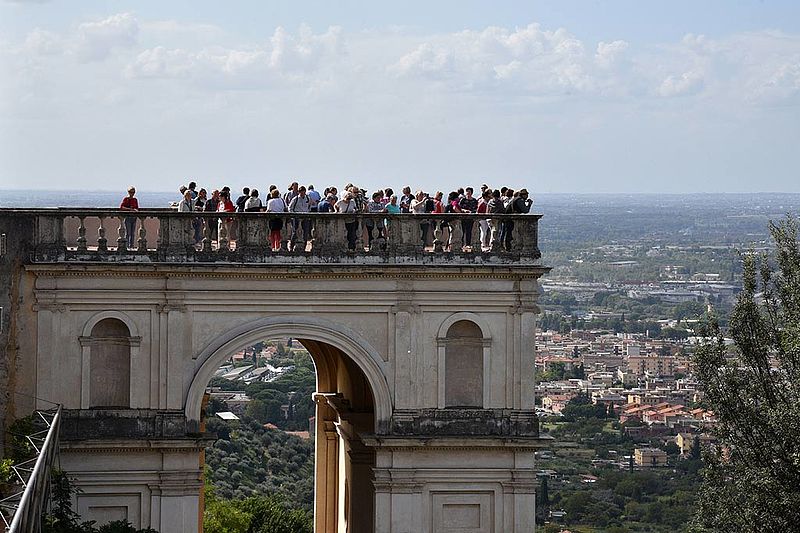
[627,353,676,377]
[541,393,576,414]
[676,432,716,456]
[634,447,668,468]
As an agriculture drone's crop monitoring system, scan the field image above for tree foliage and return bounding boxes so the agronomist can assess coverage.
[203,477,312,533]
[204,417,314,507]
[692,217,800,532]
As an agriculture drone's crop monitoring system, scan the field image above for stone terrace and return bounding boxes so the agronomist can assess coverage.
[6,209,543,265]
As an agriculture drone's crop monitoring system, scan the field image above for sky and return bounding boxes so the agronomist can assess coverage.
[1,0,800,194]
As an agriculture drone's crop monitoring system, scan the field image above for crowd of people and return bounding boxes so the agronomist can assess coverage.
[119,180,533,252]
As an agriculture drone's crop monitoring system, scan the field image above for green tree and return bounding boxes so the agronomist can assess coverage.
[692,217,800,533]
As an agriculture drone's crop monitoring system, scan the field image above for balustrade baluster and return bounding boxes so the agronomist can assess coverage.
[372,215,387,253]
[450,218,463,253]
[354,214,364,253]
[463,218,476,251]
[218,216,229,251]
[288,217,305,253]
[490,218,501,253]
[280,216,290,252]
[76,217,87,252]
[117,216,127,253]
[201,216,212,252]
[433,222,443,253]
[97,217,108,252]
[137,217,147,252]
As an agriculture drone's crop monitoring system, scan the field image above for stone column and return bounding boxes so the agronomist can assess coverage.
[313,402,339,533]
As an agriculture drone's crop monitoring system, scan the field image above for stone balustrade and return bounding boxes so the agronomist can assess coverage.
[5,208,542,264]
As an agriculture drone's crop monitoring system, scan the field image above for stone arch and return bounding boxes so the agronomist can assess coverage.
[436,311,493,341]
[184,315,392,433]
[437,312,493,409]
[81,310,141,338]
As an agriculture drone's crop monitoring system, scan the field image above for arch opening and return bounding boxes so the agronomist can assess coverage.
[193,323,384,533]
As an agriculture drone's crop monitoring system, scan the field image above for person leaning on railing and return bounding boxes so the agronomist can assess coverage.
[119,186,139,248]
[501,188,532,251]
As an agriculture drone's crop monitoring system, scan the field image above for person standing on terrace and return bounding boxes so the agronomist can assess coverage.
[335,192,358,250]
[217,190,235,244]
[307,185,321,212]
[399,186,413,213]
[384,195,400,214]
[119,186,139,248]
[459,187,479,250]
[178,190,194,212]
[266,189,287,251]
[288,186,312,250]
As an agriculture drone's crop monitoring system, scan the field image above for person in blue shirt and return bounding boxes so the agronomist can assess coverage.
[317,194,335,213]
[307,184,321,212]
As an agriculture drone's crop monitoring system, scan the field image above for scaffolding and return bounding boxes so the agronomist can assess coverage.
[0,405,62,533]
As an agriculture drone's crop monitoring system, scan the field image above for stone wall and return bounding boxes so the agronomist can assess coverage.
[0,214,36,455]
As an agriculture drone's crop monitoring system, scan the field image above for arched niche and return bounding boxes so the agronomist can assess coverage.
[437,313,492,409]
[78,317,140,408]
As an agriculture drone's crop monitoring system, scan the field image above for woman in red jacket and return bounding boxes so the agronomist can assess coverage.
[119,186,139,248]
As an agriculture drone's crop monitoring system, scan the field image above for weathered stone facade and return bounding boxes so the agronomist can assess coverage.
[1,210,548,533]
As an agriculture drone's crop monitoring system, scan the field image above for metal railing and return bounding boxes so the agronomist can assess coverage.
[0,208,542,264]
[0,406,62,533]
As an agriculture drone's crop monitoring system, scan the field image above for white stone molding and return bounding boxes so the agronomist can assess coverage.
[184,315,393,432]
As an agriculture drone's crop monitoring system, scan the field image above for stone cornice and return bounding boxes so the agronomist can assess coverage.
[60,438,211,454]
[361,435,550,451]
[24,264,549,280]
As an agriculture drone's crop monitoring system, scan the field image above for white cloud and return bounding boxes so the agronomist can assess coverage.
[124,25,344,89]
[74,12,139,62]
[752,61,800,103]
[388,24,624,95]
[595,40,628,68]
[23,28,60,55]
[391,42,453,78]
[658,70,705,97]
[124,46,194,78]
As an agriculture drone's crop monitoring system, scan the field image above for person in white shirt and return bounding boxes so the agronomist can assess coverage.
[410,190,430,246]
[335,193,358,250]
[244,189,263,212]
[289,186,312,249]
[266,189,287,250]
[178,190,194,212]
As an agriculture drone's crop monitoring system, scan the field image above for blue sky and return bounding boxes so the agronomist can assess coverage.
[2,0,800,194]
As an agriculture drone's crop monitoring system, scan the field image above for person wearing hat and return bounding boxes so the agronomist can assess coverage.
[503,189,532,250]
